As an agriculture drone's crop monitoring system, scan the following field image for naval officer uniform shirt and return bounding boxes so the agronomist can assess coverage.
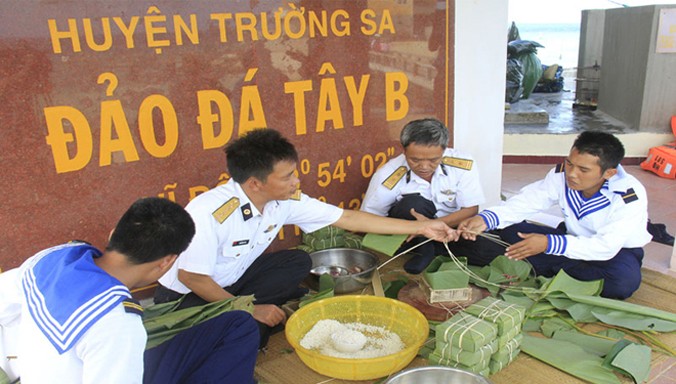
[361,148,485,218]
[158,178,343,294]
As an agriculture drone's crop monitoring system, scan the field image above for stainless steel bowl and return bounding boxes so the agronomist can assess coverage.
[384,366,494,384]
[306,248,379,294]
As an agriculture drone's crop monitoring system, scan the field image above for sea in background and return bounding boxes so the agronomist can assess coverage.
[515,23,581,71]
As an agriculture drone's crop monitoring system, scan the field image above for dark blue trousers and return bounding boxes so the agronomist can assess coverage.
[500,221,644,299]
[143,310,259,384]
[223,249,311,305]
[155,249,311,308]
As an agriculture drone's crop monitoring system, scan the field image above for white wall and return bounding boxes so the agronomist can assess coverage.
[578,9,606,68]
[454,0,508,208]
[503,132,675,157]
[641,5,676,132]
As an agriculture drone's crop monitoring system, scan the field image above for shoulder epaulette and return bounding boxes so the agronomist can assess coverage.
[442,156,473,170]
[555,163,565,173]
[620,188,638,204]
[382,166,407,190]
[212,197,240,224]
[122,298,143,316]
[290,189,302,201]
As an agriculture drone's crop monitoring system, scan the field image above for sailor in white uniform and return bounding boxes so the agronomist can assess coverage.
[14,198,259,384]
[459,131,651,299]
[361,118,487,273]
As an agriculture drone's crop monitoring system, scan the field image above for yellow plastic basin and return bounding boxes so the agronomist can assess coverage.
[285,295,429,380]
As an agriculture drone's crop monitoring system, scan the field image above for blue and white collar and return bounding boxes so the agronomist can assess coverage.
[22,243,131,354]
[565,181,610,220]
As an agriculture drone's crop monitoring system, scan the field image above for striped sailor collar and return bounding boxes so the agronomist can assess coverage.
[565,182,611,220]
[22,243,131,354]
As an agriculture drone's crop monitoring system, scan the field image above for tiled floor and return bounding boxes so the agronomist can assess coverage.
[501,163,676,278]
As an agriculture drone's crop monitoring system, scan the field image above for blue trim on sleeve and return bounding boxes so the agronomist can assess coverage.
[546,234,567,255]
[478,210,499,230]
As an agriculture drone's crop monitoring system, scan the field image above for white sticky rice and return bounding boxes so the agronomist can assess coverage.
[299,319,405,359]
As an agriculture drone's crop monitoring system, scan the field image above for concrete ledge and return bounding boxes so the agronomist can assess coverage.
[504,102,549,125]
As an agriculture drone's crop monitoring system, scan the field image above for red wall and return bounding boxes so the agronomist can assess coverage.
[0,0,454,270]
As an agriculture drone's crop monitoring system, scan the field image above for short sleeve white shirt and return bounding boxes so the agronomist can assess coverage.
[361,148,485,217]
[159,179,344,293]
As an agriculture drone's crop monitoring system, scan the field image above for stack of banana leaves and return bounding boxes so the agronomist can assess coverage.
[419,256,676,384]
[143,295,255,349]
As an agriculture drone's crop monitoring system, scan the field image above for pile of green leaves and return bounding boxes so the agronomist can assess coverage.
[473,257,676,383]
[467,256,536,296]
[143,295,254,349]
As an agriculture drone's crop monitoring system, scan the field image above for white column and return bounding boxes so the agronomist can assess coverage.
[454,0,509,208]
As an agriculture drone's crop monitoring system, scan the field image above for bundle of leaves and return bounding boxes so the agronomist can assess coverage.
[297,225,363,253]
[144,295,255,349]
